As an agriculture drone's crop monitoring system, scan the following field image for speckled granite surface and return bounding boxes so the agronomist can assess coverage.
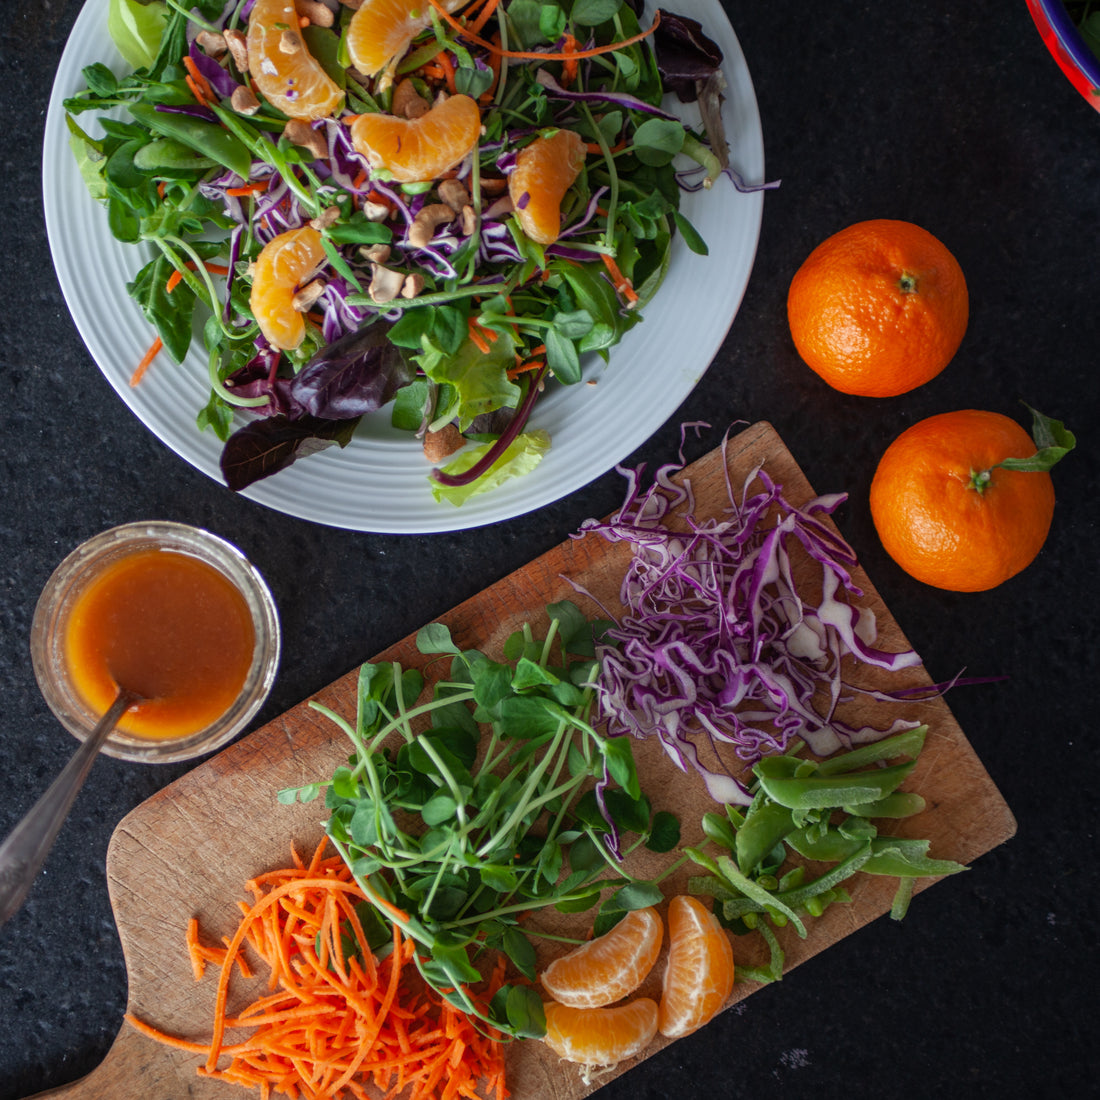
[1,1,1097,1097]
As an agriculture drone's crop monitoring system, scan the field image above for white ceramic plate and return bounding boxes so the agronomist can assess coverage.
[43,0,765,533]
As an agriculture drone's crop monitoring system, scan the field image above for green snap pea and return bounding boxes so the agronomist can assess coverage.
[816,725,927,775]
[735,800,795,874]
[128,103,252,180]
[133,138,217,177]
[843,791,927,819]
[757,759,917,810]
[863,838,968,879]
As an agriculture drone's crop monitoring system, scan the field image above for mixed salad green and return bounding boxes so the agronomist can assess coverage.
[64,0,747,504]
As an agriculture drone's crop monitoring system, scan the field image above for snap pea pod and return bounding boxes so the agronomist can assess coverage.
[687,724,966,982]
[756,759,918,810]
[127,102,252,181]
[733,798,795,874]
[816,725,928,775]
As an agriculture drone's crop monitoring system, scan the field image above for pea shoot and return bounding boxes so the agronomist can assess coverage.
[279,601,681,1038]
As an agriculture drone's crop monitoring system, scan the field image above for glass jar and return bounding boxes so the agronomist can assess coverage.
[30,522,281,763]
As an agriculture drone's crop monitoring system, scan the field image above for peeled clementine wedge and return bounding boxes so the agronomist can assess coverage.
[508,129,586,245]
[247,0,344,120]
[250,225,327,350]
[543,999,659,1067]
[350,94,481,183]
[346,0,467,80]
[658,896,734,1039]
[541,907,663,1009]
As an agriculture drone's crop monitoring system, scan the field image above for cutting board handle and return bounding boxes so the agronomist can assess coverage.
[28,1025,202,1098]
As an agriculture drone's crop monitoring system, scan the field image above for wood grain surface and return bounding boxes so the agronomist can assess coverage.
[31,423,1016,1100]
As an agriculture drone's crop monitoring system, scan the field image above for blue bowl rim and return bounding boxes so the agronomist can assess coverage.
[1036,0,1100,86]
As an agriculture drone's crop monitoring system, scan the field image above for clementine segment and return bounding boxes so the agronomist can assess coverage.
[250,225,327,350]
[541,907,663,1009]
[508,129,587,245]
[350,94,481,183]
[346,0,466,80]
[543,999,659,1066]
[658,895,734,1039]
[869,409,1055,592]
[787,219,968,397]
[246,0,344,120]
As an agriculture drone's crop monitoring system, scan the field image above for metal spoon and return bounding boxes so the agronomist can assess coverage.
[0,689,140,929]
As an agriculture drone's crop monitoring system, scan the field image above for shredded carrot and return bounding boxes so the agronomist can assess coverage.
[467,317,491,354]
[185,73,209,107]
[586,138,628,156]
[427,0,660,61]
[466,0,501,37]
[126,841,507,1100]
[130,335,162,387]
[600,251,640,305]
[182,56,215,104]
[166,260,231,295]
[507,358,544,380]
[560,34,579,86]
[434,50,458,94]
[479,35,503,105]
[226,179,271,197]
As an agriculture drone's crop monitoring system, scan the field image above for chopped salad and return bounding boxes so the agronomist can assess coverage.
[65,0,754,504]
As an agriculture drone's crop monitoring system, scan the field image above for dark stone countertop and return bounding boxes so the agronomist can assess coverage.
[2,1,1097,1097]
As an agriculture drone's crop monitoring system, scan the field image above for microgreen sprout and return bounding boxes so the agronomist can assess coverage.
[279,601,681,1038]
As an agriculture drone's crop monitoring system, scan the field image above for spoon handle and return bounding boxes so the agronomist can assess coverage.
[0,690,139,929]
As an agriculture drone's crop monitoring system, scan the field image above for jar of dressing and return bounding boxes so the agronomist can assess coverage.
[30,522,280,763]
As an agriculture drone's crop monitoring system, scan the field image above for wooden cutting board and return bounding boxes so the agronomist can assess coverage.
[33,422,1016,1100]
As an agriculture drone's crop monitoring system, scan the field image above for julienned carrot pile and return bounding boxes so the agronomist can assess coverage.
[126,840,508,1100]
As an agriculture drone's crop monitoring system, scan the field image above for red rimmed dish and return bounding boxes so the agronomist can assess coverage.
[1027,0,1100,113]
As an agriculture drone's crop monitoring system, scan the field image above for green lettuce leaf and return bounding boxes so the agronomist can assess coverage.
[108,0,168,71]
[431,430,551,506]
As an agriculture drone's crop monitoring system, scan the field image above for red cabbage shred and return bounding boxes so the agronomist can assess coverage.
[577,441,924,804]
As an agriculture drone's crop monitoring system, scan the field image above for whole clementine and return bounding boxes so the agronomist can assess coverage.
[787,219,968,397]
[869,409,1055,592]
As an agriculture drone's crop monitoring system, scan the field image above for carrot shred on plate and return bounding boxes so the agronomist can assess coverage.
[125,839,509,1100]
[426,0,660,61]
[130,335,163,387]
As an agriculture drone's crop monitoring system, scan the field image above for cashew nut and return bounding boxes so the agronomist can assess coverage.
[359,244,391,263]
[361,200,391,222]
[284,119,328,161]
[369,263,406,304]
[298,0,335,28]
[392,79,430,120]
[401,273,426,299]
[309,206,341,231]
[407,204,455,249]
[437,178,471,214]
[292,279,326,312]
[196,30,227,58]
[230,86,261,116]
[224,29,249,73]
